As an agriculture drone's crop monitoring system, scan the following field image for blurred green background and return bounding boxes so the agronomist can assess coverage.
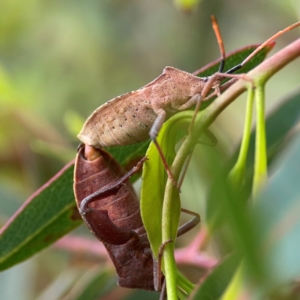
[0,0,299,299]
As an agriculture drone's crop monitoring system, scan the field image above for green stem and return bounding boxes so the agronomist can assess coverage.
[162,179,180,300]
[162,114,199,299]
[252,83,268,197]
[228,87,254,187]
[163,241,178,299]
[161,39,300,297]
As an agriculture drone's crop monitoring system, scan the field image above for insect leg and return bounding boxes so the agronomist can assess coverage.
[153,239,173,292]
[150,109,178,186]
[149,108,166,140]
[80,147,147,214]
[152,138,178,186]
[176,93,201,111]
[159,280,167,300]
[177,208,200,237]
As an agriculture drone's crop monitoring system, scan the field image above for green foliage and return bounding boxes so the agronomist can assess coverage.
[0,163,81,271]
[253,129,300,287]
[1,1,300,299]
[141,112,189,258]
[1,46,300,300]
[204,90,300,297]
[195,43,273,77]
[188,253,241,299]
[69,268,117,300]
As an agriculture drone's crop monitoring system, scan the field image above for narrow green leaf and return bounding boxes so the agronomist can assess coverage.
[0,162,81,271]
[252,131,300,289]
[140,142,165,258]
[206,165,265,280]
[188,253,241,300]
[106,140,150,169]
[194,43,274,78]
[140,112,192,257]
[207,89,300,226]
[205,90,300,292]
[72,268,116,300]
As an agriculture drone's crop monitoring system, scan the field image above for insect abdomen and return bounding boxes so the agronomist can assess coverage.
[78,92,157,147]
[74,146,144,235]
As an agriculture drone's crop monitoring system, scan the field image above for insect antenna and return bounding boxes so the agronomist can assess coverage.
[210,15,226,73]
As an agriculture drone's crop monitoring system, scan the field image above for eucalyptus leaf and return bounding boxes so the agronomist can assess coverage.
[206,89,300,228]
[252,130,300,289]
[204,89,300,294]
[188,253,241,300]
[140,111,192,257]
[106,140,150,169]
[194,43,274,77]
[0,162,81,271]
[71,268,116,300]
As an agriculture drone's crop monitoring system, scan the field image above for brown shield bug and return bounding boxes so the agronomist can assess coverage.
[77,18,300,183]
